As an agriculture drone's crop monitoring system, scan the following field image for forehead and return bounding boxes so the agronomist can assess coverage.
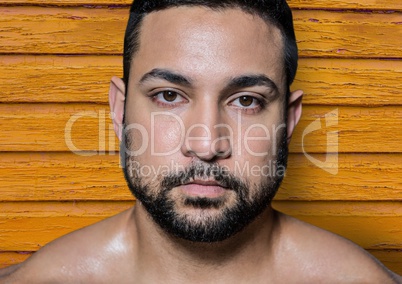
[130,6,285,92]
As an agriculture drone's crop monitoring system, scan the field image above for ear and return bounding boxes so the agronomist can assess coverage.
[109,76,126,141]
[286,89,303,144]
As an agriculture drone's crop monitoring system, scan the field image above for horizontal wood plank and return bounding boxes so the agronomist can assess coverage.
[292,105,402,153]
[0,201,133,251]
[0,0,401,11]
[0,8,401,58]
[280,154,402,201]
[1,56,401,106]
[0,252,31,268]
[0,201,401,251]
[272,201,402,250]
[0,6,127,54]
[0,153,400,201]
[0,104,400,153]
[294,10,402,58]
[0,55,122,104]
[294,58,402,106]
[0,152,131,201]
[288,0,402,10]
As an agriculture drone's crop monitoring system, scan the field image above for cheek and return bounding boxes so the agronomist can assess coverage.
[235,119,284,164]
[241,125,273,158]
[124,114,185,188]
[124,126,147,155]
[239,105,285,161]
[151,114,185,156]
[125,99,185,158]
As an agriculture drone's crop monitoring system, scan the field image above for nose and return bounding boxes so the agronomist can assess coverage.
[181,106,231,161]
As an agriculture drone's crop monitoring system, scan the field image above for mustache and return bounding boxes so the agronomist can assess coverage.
[160,162,248,194]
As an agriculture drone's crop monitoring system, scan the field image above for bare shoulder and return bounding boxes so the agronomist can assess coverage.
[0,208,135,283]
[274,211,401,283]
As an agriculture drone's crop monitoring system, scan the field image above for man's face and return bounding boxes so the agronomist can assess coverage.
[122,7,287,242]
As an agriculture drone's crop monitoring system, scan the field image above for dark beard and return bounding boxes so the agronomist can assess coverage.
[121,126,288,243]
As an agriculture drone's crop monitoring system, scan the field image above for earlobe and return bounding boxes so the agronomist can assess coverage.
[286,89,303,144]
[108,76,126,141]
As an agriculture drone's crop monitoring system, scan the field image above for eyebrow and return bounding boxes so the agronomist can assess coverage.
[138,68,280,97]
[224,74,279,96]
[138,68,192,87]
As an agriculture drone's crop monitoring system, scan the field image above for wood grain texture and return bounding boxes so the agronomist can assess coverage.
[295,58,402,106]
[0,104,400,153]
[0,201,401,251]
[293,10,402,58]
[1,55,401,106]
[291,105,402,153]
[0,153,400,201]
[281,154,402,201]
[0,6,127,54]
[0,0,401,10]
[287,0,402,10]
[0,152,130,201]
[0,55,122,104]
[0,252,31,268]
[272,201,402,250]
[0,201,133,251]
[0,8,401,58]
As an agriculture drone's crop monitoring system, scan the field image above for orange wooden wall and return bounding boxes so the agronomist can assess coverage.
[0,0,401,274]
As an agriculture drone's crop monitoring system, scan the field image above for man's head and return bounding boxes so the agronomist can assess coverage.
[109,1,303,243]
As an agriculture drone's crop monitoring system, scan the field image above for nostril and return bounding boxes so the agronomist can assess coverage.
[180,133,232,161]
[216,149,232,159]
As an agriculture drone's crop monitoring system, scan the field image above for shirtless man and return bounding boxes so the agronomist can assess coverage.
[1,0,401,283]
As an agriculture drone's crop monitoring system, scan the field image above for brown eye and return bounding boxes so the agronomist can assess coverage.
[239,96,253,107]
[162,91,178,102]
[151,90,188,107]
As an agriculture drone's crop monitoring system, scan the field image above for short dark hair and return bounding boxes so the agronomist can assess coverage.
[123,0,298,97]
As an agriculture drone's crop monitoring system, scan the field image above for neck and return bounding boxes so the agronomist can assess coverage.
[129,203,279,282]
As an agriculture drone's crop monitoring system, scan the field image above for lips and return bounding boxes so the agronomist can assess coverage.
[180,180,227,198]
